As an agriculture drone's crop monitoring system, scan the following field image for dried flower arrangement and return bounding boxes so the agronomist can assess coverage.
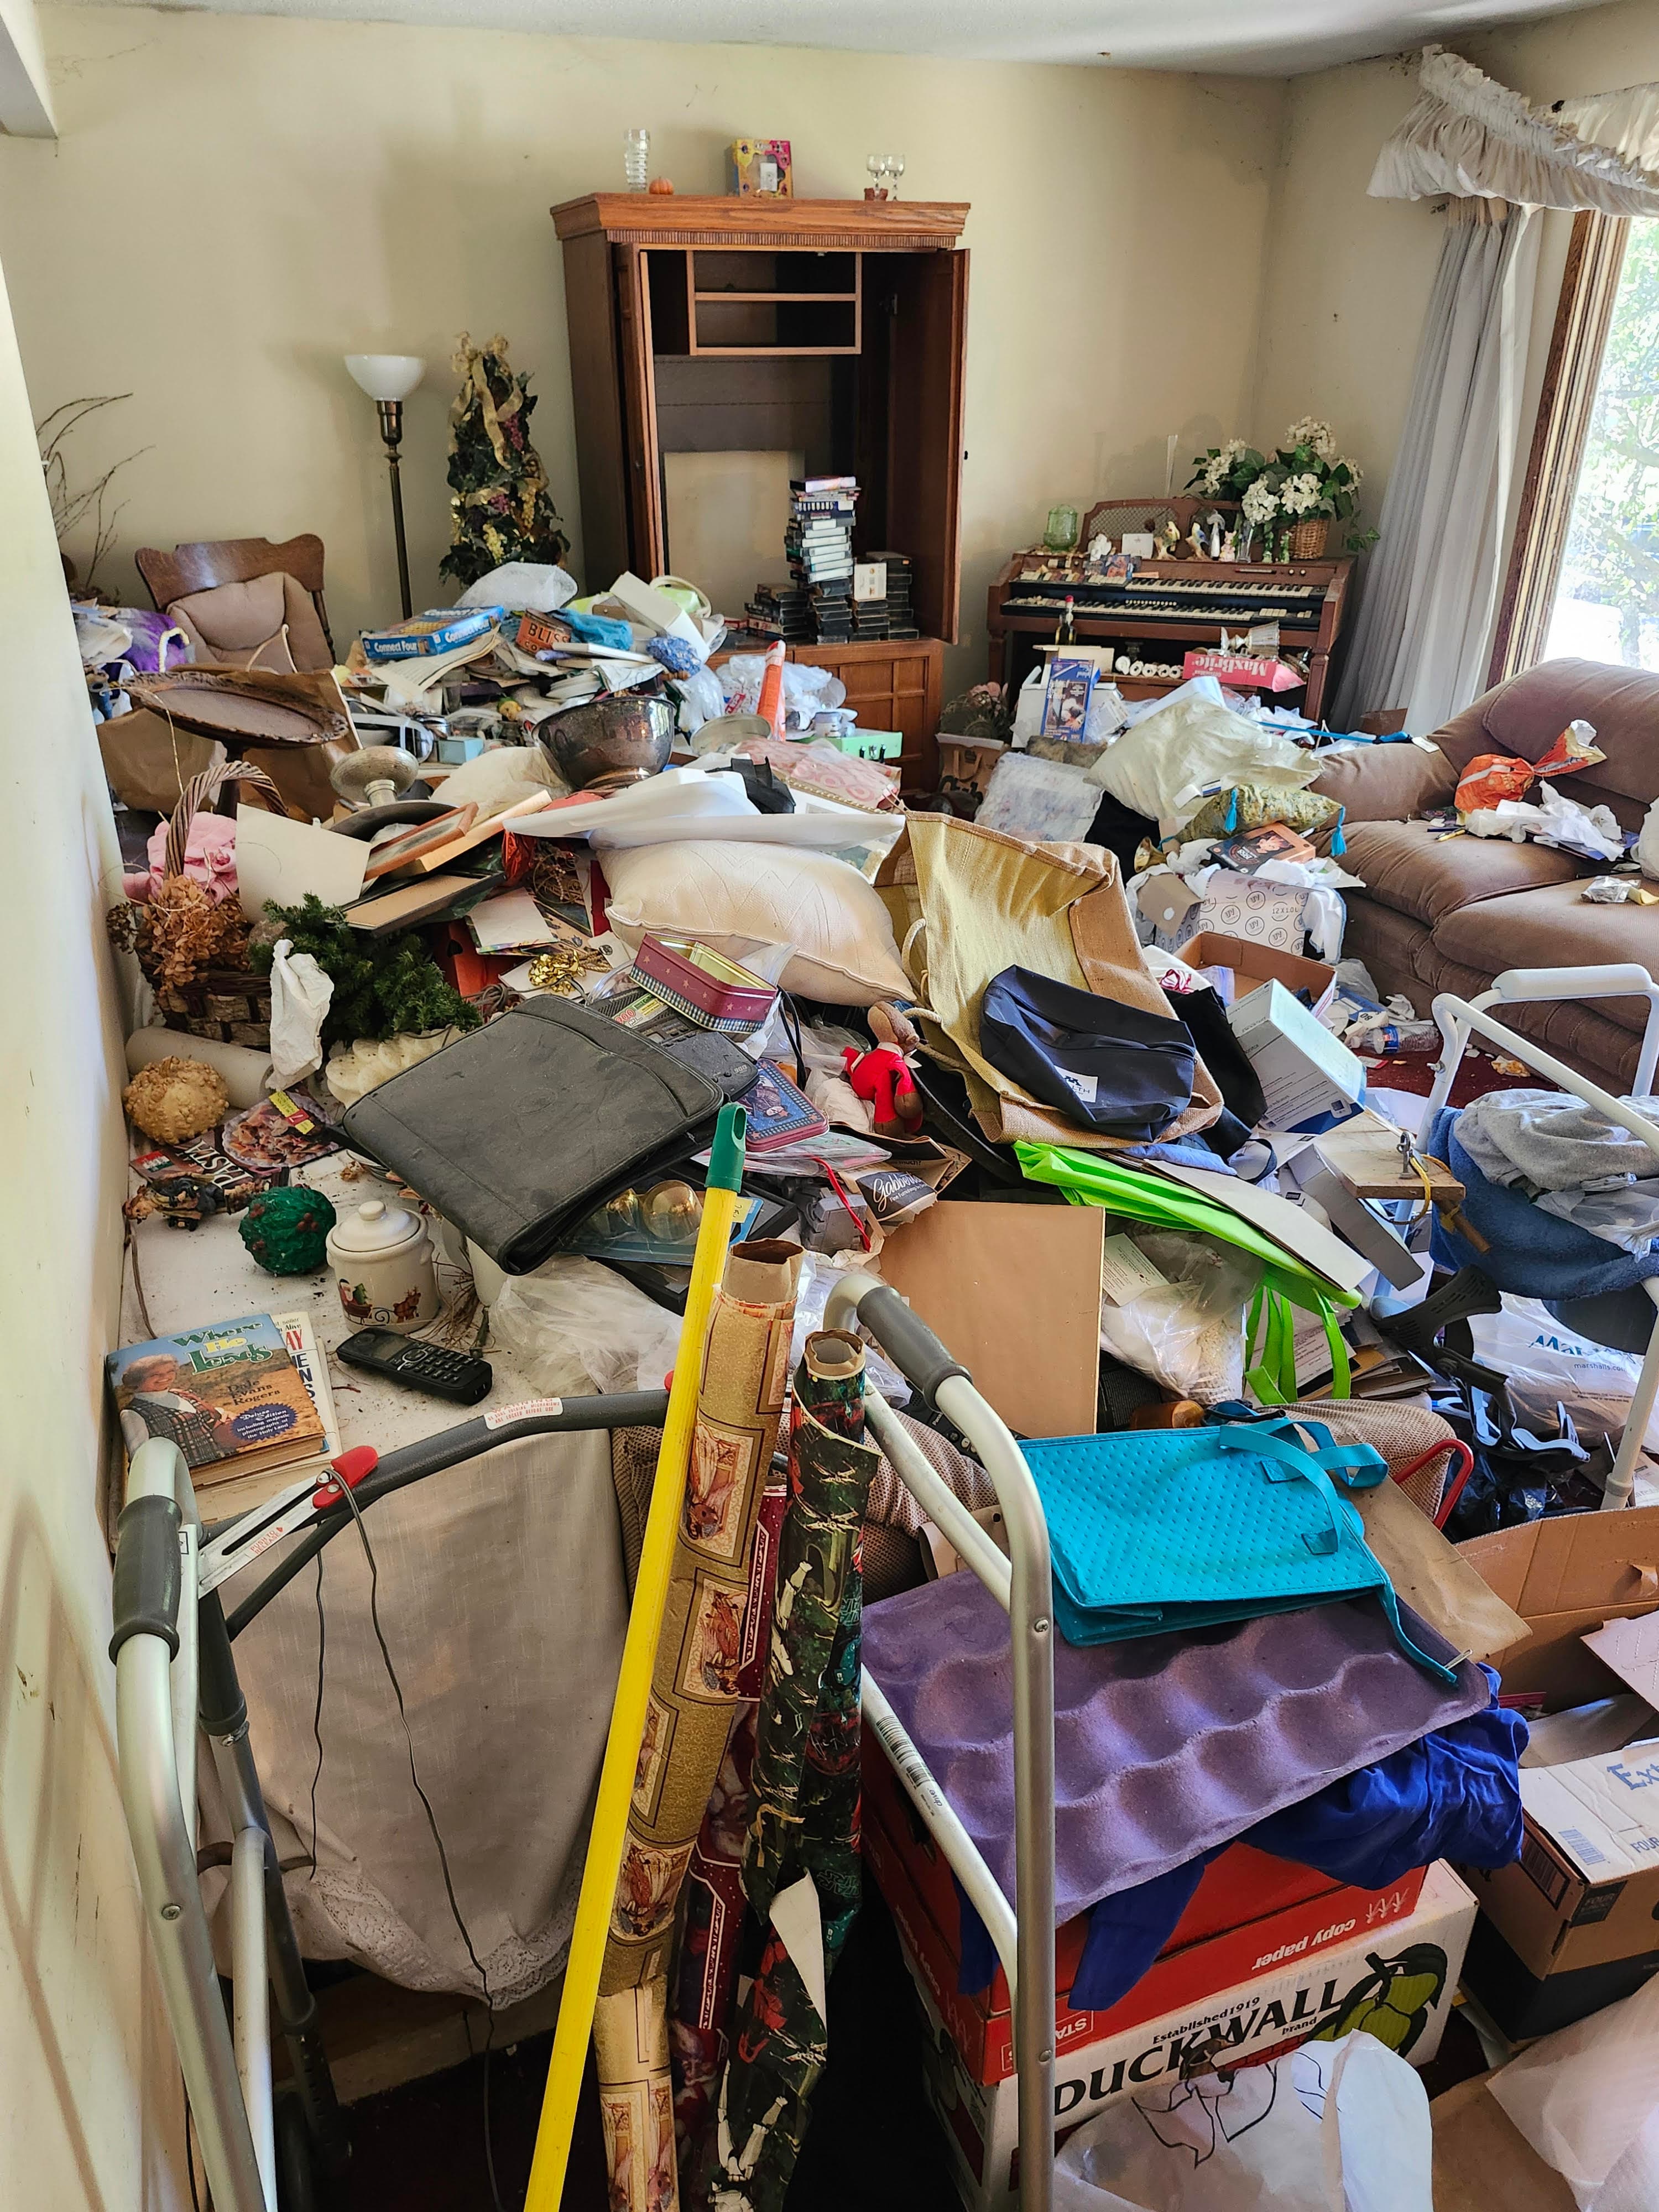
[108,876,254,991]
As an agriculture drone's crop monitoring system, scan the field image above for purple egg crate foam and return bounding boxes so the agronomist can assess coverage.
[861,1574,1488,1925]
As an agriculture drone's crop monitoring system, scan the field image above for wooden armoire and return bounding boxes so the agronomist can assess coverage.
[550,194,970,785]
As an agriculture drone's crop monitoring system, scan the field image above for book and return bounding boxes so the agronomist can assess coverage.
[737,1061,830,1154]
[1214,822,1317,875]
[345,872,482,935]
[273,1308,342,1469]
[108,1313,326,1486]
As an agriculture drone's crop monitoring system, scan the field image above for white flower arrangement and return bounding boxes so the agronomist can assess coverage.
[1241,478,1280,525]
[1278,471,1324,517]
[1285,416,1337,461]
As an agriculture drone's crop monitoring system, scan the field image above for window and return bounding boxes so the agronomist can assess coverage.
[1543,220,1659,668]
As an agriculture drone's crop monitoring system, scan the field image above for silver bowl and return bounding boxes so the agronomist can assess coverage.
[542,692,676,792]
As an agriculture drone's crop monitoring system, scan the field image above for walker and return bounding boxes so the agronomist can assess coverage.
[112,1295,1061,2208]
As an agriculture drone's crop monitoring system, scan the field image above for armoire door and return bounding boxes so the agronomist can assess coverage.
[877,249,969,645]
[614,244,666,578]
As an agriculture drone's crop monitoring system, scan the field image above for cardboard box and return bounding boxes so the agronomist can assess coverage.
[862,1733,1392,2024]
[1457,1509,1659,2036]
[1181,648,1305,691]
[1160,930,1335,1017]
[911,1861,1475,2212]
[1227,977,1366,1132]
[1139,872,1308,957]
[865,1796,1427,2086]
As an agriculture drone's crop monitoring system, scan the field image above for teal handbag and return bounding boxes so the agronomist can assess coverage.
[1022,1416,1458,1684]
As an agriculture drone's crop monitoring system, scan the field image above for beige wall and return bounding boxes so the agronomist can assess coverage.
[0,254,187,2207]
[0,6,1284,680]
[1251,0,1659,530]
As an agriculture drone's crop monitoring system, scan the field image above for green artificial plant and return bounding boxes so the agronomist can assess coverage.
[251,895,481,1047]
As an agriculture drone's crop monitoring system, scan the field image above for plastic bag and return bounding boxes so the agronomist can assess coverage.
[1468,1295,1659,1455]
[1490,1968,1659,2211]
[789,1251,909,1401]
[1055,2032,1431,2212]
[267,938,333,1088]
[718,654,846,729]
[1087,682,1316,836]
[678,665,729,738]
[1097,1231,1261,1406]
[488,1254,684,1396]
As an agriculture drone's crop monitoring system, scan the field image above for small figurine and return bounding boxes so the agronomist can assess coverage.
[1220,530,1238,562]
[1086,532,1113,564]
[1207,515,1224,559]
[1155,519,1181,560]
[1186,523,1209,560]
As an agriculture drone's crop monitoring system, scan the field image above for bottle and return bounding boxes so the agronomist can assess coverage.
[624,128,650,192]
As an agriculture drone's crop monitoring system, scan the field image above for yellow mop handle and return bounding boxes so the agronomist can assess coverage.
[523,1104,749,2211]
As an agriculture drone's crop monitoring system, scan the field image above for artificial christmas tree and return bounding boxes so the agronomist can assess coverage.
[439,332,569,591]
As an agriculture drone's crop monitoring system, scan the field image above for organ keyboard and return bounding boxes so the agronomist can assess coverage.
[985,541,1355,723]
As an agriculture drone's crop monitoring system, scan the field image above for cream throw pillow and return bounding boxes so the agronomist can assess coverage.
[599,841,912,1006]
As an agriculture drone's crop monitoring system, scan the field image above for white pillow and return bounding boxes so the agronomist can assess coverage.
[598,841,911,1006]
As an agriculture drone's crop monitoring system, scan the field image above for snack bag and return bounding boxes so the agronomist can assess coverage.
[1455,752,1537,812]
[1455,719,1603,816]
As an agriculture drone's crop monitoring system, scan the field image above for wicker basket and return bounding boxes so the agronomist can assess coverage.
[1289,518,1330,559]
[142,760,282,1050]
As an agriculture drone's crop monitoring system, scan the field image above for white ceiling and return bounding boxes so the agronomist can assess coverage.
[93,0,1604,76]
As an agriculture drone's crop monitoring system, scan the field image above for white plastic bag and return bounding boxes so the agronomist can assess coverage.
[1087,682,1317,836]
[1469,1294,1659,1454]
[1055,2033,1432,2212]
[488,1255,683,1396]
[1490,1970,1659,2211]
[1098,1232,1260,1405]
[267,938,333,1088]
[790,1251,909,1401]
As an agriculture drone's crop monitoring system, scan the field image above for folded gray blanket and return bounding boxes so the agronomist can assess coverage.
[1457,1087,1659,1255]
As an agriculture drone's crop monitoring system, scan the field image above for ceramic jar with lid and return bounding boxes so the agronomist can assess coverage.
[326,1199,440,1331]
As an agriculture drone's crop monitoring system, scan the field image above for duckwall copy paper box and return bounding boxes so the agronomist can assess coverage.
[911,1861,1475,2212]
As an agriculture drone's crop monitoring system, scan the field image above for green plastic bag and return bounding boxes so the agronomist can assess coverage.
[1016,1141,1354,1401]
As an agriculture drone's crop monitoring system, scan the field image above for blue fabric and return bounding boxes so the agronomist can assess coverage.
[1427,1106,1659,1298]
[1118,1136,1239,1175]
[953,1677,1526,2011]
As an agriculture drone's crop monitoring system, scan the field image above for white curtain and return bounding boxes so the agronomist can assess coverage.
[1334,201,1540,732]
[1335,51,1659,733]
[1558,80,1659,170]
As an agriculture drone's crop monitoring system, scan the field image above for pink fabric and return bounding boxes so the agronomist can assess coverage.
[123,811,239,904]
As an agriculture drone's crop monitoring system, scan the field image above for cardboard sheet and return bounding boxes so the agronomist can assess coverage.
[1460,1507,1659,1701]
[1431,2075,1576,2212]
[235,805,367,920]
[1144,1160,1375,1298]
[879,1202,1104,1438]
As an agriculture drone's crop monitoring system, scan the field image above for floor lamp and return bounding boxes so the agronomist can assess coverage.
[345,354,424,619]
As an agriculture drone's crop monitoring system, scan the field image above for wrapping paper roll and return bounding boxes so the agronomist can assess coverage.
[706,1331,883,2212]
[595,1238,801,2212]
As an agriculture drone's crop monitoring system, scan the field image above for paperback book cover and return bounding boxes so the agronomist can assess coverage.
[108,1313,325,1483]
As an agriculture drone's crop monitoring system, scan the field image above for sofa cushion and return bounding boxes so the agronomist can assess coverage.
[1341,818,1582,928]
[168,573,332,674]
[1343,891,1646,1094]
[1432,878,1659,1038]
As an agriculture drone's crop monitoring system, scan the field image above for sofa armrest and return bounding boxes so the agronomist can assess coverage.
[1309,742,1456,824]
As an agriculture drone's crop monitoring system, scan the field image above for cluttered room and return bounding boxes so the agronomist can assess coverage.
[13,7,1659,2211]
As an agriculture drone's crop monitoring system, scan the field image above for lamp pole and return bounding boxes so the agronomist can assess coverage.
[376,399,413,620]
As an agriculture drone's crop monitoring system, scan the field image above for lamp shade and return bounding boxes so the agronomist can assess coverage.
[345,353,425,403]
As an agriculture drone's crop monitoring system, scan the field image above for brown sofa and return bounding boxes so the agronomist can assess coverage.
[1310,659,1659,1093]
